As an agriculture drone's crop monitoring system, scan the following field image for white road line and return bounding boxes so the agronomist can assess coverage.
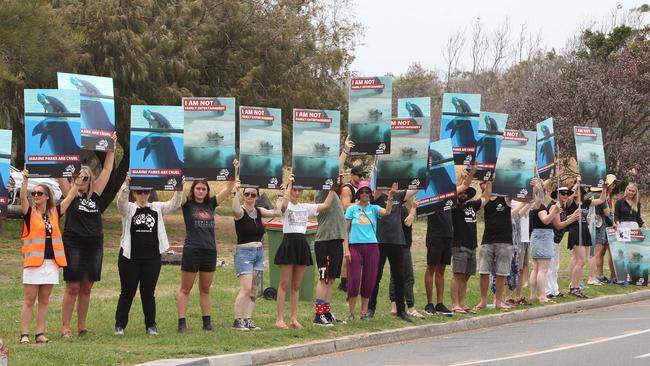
[449,328,650,366]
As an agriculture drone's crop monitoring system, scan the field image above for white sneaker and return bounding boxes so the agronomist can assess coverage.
[407,309,425,319]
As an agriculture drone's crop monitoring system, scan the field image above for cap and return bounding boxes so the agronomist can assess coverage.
[350,166,367,177]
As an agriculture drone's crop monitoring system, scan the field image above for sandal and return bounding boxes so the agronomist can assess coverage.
[19,334,29,344]
[62,329,72,339]
[472,305,486,312]
[569,288,588,299]
[452,308,467,314]
[463,308,477,314]
[78,329,89,337]
[516,298,531,306]
[495,306,510,313]
[539,299,556,304]
[35,333,49,343]
[587,280,603,286]
[505,299,517,307]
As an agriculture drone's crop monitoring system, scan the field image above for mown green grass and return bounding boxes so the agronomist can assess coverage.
[0,204,644,366]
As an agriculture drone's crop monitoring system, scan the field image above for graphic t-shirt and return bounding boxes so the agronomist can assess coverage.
[64,192,103,245]
[283,202,319,234]
[482,197,512,245]
[345,204,381,244]
[130,206,159,259]
[182,197,218,251]
[374,191,407,245]
[452,200,482,249]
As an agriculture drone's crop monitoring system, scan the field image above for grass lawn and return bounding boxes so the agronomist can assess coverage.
[0,200,646,366]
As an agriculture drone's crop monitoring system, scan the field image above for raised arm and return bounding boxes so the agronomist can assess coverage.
[157,187,184,215]
[217,159,239,205]
[456,164,477,193]
[232,181,244,220]
[94,132,118,196]
[479,181,492,209]
[20,170,30,215]
[60,178,80,213]
[317,190,335,213]
[57,177,71,197]
[116,174,131,215]
[379,182,398,217]
[278,174,294,213]
[590,187,607,207]
[339,136,353,172]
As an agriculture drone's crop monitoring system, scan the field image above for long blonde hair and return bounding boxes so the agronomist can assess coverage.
[626,183,640,213]
[78,165,95,197]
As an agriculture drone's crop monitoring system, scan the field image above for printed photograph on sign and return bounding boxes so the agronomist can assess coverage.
[439,114,479,165]
[397,97,431,118]
[57,72,115,151]
[475,112,507,181]
[129,105,184,191]
[415,138,457,217]
[0,129,11,219]
[376,117,430,190]
[291,109,340,190]
[183,97,236,181]
[24,89,81,178]
[348,76,392,155]
[536,118,555,179]
[492,130,536,198]
[574,126,607,187]
[239,106,283,189]
[441,93,481,116]
[608,228,650,286]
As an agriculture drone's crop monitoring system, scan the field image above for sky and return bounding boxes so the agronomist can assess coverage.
[350,0,646,76]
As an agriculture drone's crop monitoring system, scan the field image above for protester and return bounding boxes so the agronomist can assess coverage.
[312,138,352,326]
[344,181,396,321]
[566,176,607,298]
[500,198,532,308]
[509,199,532,305]
[275,174,334,329]
[591,175,617,283]
[177,161,238,333]
[366,186,417,322]
[58,134,116,338]
[615,183,644,229]
[389,201,424,318]
[338,161,365,292]
[20,170,79,344]
[114,174,183,336]
[450,170,490,314]
[231,183,278,331]
[528,180,562,304]
[546,186,577,298]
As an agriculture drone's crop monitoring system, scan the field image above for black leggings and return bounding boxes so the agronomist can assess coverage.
[389,246,415,308]
[115,252,161,329]
[368,243,405,313]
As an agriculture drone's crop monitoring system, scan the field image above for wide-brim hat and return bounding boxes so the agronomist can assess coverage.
[591,174,618,192]
[551,186,573,199]
[459,187,477,200]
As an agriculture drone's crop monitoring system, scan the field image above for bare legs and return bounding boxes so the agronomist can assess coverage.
[276,264,306,329]
[22,284,53,339]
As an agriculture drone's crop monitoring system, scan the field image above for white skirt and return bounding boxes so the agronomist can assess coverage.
[23,259,60,285]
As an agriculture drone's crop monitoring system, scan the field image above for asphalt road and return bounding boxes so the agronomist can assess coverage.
[272,300,650,366]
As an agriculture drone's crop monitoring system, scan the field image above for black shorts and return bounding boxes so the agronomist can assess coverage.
[426,237,452,266]
[567,227,592,250]
[63,240,103,282]
[181,247,217,272]
[314,239,343,280]
[274,233,313,266]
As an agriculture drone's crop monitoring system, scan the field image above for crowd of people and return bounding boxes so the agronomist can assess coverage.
[16,136,644,343]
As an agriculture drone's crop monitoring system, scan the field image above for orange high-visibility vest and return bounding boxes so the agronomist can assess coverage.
[21,207,67,268]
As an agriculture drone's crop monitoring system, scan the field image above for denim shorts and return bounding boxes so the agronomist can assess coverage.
[234,245,265,276]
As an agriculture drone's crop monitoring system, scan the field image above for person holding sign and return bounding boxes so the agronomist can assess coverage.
[566,176,607,298]
[615,183,644,229]
[275,174,335,329]
[114,173,183,336]
[59,133,116,339]
[343,181,397,321]
[177,160,238,333]
[20,170,79,344]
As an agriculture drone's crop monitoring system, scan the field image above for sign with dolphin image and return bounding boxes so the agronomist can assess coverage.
[439,93,481,165]
[24,89,81,178]
[397,97,430,118]
[57,72,115,152]
[492,129,536,198]
[536,118,555,179]
[608,228,650,286]
[415,138,457,217]
[574,126,607,188]
[376,117,430,190]
[239,106,283,189]
[291,108,340,190]
[183,97,236,181]
[475,112,508,181]
[129,105,184,191]
[348,76,392,155]
[0,129,12,219]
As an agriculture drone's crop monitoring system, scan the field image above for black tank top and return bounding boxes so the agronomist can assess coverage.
[235,207,265,244]
[343,183,358,204]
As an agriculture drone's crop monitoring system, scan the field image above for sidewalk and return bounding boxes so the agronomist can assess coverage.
[138,290,650,366]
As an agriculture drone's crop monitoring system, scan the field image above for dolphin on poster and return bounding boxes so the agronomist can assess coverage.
[405,101,425,118]
[477,115,499,164]
[32,118,81,155]
[143,109,174,129]
[538,125,555,166]
[37,93,69,114]
[136,133,183,169]
[445,117,476,147]
[70,76,102,96]
[451,96,473,114]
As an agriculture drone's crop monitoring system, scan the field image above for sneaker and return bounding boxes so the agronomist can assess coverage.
[178,321,188,334]
[313,314,334,327]
[364,308,375,319]
[244,318,261,331]
[360,313,372,321]
[146,326,159,336]
[397,311,413,323]
[324,312,346,324]
[619,280,629,287]
[114,326,125,336]
[232,318,249,331]
[424,303,436,316]
[597,276,609,283]
[344,314,355,322]
[435,303,453,317]
[407,309,425,319]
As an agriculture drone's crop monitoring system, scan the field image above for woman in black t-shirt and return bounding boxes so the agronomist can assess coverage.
[176,160,238,333]
[615,183,644,229]
[58,133,115,339]
[566,176,607,298]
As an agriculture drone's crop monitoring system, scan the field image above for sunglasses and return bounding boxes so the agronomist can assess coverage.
[79,176,89,182]
[358,189,371,195]
[559,191,569,196]
[243,192,258,198]
[134,190,150,195]
[31,191,46,197]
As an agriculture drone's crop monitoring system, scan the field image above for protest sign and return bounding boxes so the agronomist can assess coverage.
[492,130,536,198]
[608,228,650,286]
[397,97,430,118]
[574,126,607,187]
[536,118,555,179]
[439,93,480,165]
[239,106,283,189]
[0,130,11,219]
[348,76,392,155]
[475,112,507,181]
[415,138,457,216]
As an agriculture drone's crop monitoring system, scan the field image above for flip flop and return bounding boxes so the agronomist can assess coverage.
[19,334,29,345]
[452,308,467,314]
[495,306,510,313]
[472,305,486,312]
[463,308,477,314]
